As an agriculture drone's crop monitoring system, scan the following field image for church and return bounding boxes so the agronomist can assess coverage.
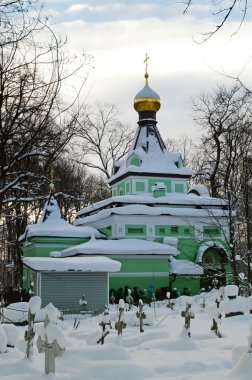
[20,65,232,309]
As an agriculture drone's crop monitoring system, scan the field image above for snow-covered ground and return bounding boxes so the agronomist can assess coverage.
[1,289,252,380]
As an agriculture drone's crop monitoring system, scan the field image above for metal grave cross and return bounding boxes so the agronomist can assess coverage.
[181,303,195,337]
[115,299,127,336]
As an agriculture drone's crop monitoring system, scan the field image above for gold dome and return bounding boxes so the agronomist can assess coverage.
[134,73,161,112]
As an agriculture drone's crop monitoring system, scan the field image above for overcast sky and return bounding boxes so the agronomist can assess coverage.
[42,0,252,140]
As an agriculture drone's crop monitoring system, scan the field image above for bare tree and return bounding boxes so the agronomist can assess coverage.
[73,103,134,179]
[182,0,249,43]
[0,1,91,216]
[193,84,252,285]
[165,136,196,167]
[0,0,92,284]
[53,159,110,222]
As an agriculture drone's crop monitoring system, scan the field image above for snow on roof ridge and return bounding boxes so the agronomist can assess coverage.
[50,237,178,258]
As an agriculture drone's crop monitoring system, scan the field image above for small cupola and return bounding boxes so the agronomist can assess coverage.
[133,54,161,121]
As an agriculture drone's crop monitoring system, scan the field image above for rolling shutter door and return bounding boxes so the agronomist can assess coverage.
[40,272,107,311]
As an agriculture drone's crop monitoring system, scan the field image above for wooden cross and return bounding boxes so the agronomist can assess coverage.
[136,299,146,333]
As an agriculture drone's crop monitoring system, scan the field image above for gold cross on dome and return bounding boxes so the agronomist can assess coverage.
[144,53,149,75]
[144,53,149,85]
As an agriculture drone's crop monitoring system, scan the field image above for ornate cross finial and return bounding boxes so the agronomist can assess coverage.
[144,53,149,86]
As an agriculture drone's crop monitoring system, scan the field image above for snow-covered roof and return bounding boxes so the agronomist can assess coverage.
[188,184,210,197]
[76,204,230,226]
[76,192,227,220]
[19,193,102,241]
[19,218,102,241]
[108,145,192,184]
[169,257,203,275]
[23,256,121,272]
[50,238,177,258]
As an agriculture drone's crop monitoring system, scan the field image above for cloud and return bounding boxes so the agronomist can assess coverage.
[67,3,89,14]
[40,0,252,139]
[49,15,252,139]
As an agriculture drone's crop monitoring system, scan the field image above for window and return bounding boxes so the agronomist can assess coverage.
[175,184,184,193]
[128,227,144,234]
[183,227,194,236]
[203,226,221,237]
[155,226,167,235]
[128,154,141,167]
[126,225,146,235]
[171,226,179,234]
[136,182,145,191]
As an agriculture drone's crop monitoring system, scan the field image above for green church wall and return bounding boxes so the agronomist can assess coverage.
[21,236,89,258]
[109,257,169,291]
[171,276,201,295]
[111,177,189,196]
[109,275,169,292]
[177,238,199,261]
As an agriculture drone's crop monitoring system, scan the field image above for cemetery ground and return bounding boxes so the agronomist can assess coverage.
[1,289,252,380]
